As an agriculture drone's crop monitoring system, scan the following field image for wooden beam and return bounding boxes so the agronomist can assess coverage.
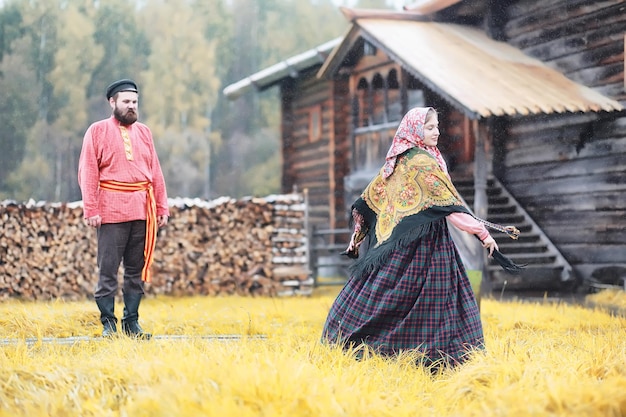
[339,7,429,22]
[328,102,337,233]
[403,0,462,14]
[473,119,489,294]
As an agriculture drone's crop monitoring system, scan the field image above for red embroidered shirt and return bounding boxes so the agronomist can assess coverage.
[78,116,169,223]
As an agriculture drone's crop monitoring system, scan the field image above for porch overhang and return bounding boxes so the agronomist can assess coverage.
[317,18,624,119]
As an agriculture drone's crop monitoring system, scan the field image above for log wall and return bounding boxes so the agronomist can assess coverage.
[281,69,351,231]
[498,0,626,281]
[0,193,310,301]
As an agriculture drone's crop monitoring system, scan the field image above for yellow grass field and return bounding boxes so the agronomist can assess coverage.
[0,288,625,417]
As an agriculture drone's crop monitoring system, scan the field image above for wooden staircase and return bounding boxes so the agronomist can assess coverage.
[454,176,577,294]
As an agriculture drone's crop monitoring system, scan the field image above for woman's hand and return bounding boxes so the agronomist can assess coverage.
[481,235,499,257]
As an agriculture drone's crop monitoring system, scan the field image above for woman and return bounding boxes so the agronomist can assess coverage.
[321,107,519,367]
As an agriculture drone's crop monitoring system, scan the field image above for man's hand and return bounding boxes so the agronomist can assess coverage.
[481,235,499,257]
[157,215,168,228]
[84,215,102,228]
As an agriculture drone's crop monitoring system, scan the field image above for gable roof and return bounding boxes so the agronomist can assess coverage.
[317,17,623,119]
[223,38,341,100]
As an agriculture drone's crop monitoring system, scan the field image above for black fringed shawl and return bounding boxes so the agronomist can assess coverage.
[344,148,524,277]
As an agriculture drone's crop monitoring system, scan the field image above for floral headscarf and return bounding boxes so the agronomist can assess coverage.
[382,107,448,178]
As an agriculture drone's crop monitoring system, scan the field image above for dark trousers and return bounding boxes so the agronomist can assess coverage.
[95,220,146,298]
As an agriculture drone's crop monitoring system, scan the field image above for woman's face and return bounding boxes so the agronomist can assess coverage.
[422,113,439,147]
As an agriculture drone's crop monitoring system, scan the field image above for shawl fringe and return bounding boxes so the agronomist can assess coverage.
[491,249,526,274]
[344,199,526,277]
[348,222,436,278]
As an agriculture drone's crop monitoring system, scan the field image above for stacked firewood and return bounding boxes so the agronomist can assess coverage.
[0,202,98,300]
[0,194,311,301]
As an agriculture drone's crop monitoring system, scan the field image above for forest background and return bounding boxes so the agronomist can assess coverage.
[0,0,400,203]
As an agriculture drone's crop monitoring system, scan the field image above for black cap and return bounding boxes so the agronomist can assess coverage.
[106,79,138,99]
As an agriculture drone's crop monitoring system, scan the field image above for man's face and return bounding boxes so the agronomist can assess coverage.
[111,91,138,125]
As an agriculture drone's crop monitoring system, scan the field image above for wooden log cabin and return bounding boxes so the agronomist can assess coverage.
[223,0,626,294]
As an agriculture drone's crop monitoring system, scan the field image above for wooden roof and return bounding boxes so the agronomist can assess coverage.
[318,17,624,119]
[223,38,341,100]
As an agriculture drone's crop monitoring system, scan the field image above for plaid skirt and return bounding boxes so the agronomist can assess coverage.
[321,218,484,365]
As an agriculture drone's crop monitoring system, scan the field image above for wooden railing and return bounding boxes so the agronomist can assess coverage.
[308,227,353,287]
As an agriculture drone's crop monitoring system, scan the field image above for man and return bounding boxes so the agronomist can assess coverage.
[78,79,169,339]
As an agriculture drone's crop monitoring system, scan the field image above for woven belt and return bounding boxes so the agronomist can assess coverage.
[99,180,157,283]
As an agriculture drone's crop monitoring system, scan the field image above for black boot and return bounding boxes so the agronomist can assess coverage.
[95,296,117,337]
[121,293,152,340]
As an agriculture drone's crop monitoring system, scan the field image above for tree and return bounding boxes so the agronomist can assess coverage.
[0,0,374,201]
[47,3,103,201]
[0,0,59,200]
[139,0,223,198]
[0,45,38,198]
[212,0,347,197]
[0,5,36,196]
[88,0,151,112]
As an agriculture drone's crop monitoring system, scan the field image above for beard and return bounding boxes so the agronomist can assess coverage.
[113,106,138,125]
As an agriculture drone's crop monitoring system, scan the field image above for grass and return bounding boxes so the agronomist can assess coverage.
[586,288,626,312]
[0,288,625,416]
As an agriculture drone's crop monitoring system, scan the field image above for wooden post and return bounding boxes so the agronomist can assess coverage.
[473,120,490,299]
[400,68,409,115]
[303,188,315,287]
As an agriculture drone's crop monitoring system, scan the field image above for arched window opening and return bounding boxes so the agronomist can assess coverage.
[357,77,371,128]
[387,69,402,122]
[372,73,386,124]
